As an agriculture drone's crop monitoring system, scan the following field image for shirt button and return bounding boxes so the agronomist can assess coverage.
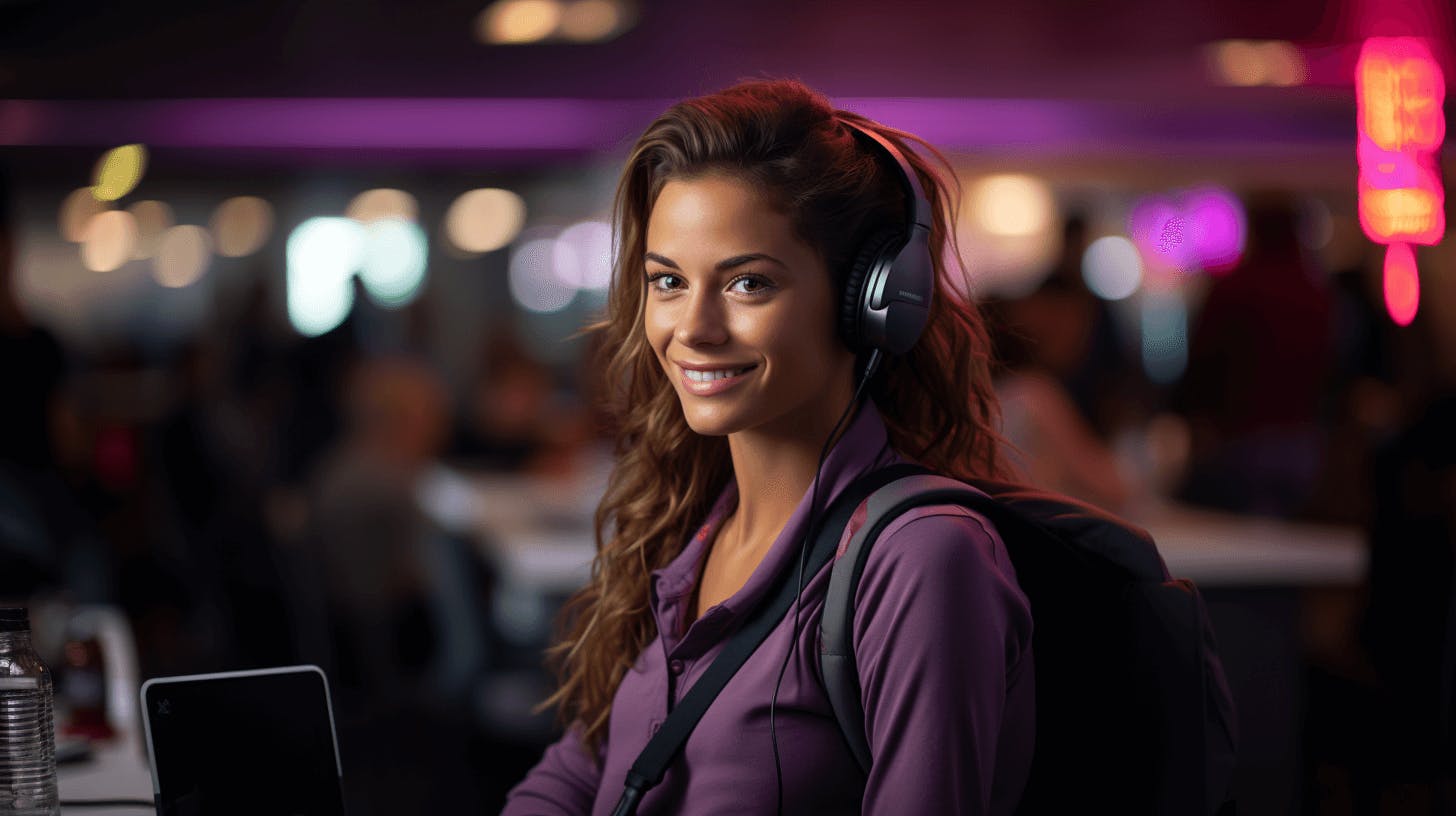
[669,659,684,675]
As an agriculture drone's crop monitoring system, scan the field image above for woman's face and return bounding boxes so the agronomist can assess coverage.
[643,172,856,440]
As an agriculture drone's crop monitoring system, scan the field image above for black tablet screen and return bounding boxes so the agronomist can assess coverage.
[144,668,346,816]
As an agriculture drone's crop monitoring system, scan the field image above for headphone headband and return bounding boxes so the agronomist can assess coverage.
[837,117,933,234]
[832,113,937,360]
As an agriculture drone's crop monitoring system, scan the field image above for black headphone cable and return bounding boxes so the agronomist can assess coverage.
[769,347,883,816]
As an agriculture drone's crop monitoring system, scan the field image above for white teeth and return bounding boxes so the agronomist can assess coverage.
[685,367,749,382]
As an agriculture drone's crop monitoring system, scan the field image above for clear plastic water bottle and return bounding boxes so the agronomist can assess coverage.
[0,608,59,816]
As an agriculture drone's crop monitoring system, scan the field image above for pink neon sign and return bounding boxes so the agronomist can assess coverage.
[1357,37,1445,246]
[1356,36,1445,325]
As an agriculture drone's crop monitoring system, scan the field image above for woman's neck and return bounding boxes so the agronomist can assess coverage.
[721,399,859,554]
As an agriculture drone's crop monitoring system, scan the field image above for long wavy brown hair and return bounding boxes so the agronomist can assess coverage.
[545,78,1011,758]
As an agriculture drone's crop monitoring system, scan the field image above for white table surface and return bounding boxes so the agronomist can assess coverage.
[1132,499,1366,587]
[57,736,154,813]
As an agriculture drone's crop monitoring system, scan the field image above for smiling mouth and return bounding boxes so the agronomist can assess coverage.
[678,363,758,394]
[681,364,757,382]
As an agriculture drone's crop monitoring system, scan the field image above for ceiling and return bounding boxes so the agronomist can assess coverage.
[0,0,1362,100]
[0,0,1449,180]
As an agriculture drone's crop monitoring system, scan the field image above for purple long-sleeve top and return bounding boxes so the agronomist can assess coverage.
[502,400,1036,814]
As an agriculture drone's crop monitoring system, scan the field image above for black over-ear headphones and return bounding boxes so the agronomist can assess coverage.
[767,115,936,816]
[836,117,937,367]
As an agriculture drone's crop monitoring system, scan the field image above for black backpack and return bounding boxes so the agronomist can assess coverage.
[819,463,1239,815]
[611,462,1239,816]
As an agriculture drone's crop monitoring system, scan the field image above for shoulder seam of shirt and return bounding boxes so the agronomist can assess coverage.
[865,503,1010,575]
[881,503,997,543]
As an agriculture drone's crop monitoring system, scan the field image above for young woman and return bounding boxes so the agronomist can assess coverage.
[502,78,1035,815]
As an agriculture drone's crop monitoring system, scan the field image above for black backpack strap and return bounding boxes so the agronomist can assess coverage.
[609,462,932,816]
[817,468,1113,775]
[819,465,1002,774]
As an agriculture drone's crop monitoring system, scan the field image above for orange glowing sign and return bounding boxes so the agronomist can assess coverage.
[1356,37,1446,247]
[1359,184,1444,243]
[1358,43,1446,151]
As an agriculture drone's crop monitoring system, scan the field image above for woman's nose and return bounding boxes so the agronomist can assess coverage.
[673,287,730,345]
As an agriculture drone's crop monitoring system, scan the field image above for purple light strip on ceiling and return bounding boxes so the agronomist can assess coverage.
[0,97,1352,152]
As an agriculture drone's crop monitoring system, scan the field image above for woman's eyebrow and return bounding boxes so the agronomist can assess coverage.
[644,251,786,272]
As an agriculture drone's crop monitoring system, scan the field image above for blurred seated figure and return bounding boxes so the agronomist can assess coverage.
[0,166,116,609]
[1364,388,1456,802]
[303,353,497,813]
[450,324,594,479]
[988,281,1136,514]
[1042,210,1139,438]
[1172,191,1334,518]
[307,354,454,697]
[451,326,557,473]
[0,166,64,596]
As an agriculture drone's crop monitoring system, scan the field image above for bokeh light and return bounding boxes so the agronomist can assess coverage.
[360,218,429,307]
[552,219,613,289]
[60,187,109,242]
[210,196,275,258]
[287,217,364,337]
[1207,40,1306,87]
[1183,186,1246,272]
[128,200,174,260]
[1383,242,1419,326]
[346,188,419,224]
[969,174,1055,237]
[477,0,562,44]
[153,225,212,289]
[445,188,527,253]
[1209,40,1266,86]
[1081,236,1143,301]
[1260,41,1308,86]
[91,144,148,202]
[559,0,625,42]
[80,210,138,272]
[510,236,576,313]
[1127,195,1190,269]
[1128,187,1245,273]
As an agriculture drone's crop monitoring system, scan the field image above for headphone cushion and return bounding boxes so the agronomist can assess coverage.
[839,227,904,351]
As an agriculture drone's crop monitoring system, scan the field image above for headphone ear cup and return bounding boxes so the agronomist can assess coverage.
[839,227,904,352]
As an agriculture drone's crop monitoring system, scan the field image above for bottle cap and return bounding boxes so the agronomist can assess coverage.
[0,608,30,633]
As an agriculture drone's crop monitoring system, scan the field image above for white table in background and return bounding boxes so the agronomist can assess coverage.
[57,734,154,813]
[1132,499,1366,587]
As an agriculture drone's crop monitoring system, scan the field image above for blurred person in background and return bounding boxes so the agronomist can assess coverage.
[154,335,295,670]
[306,353,451,696]
[1172,190,1335,518]
[452,324,554,472]
[1300,285,1456,812]
[0,164,68,595]
[1039,211,1142,439]
[303,351,494,813]
[1303,240,1404,527]
[0,166,113,605]
[452,323,591,477]
[985,282,1136,514]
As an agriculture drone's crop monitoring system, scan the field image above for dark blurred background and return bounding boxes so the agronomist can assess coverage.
[0,0,1453,813]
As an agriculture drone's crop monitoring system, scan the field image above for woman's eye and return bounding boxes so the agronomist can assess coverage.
[645,272,773,296]
[731,275,768,294]
[646,272,681,291]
